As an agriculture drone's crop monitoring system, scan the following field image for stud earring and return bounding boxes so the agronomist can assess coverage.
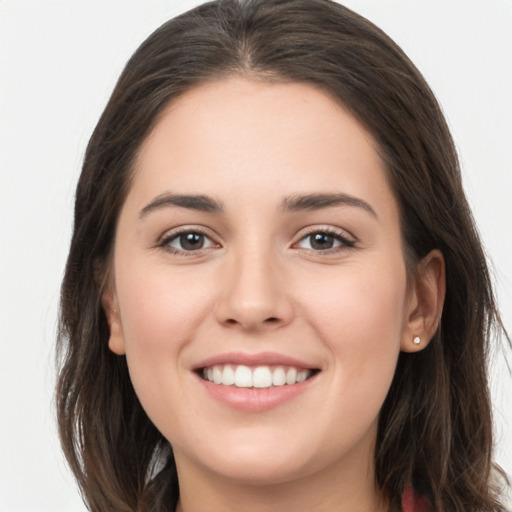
[413,336,421,345]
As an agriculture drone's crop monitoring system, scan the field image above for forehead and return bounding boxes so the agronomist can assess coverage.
[129,77,396,219]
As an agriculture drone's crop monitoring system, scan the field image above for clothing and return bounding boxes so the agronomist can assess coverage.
[402,487,429,512]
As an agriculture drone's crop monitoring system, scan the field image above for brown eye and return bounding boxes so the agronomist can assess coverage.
[164,231,216,252]
[179,233,205,250]
[296,231,355,251]
[309,233,336,250]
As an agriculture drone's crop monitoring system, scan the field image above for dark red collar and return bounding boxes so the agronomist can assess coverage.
[402,487,429,512]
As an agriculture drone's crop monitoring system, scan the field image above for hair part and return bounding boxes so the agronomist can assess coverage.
[56,1,509,510]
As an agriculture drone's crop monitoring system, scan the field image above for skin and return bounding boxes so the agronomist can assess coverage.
[105,78,445,512]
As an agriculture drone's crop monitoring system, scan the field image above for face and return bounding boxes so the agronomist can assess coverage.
[107,78,416,487]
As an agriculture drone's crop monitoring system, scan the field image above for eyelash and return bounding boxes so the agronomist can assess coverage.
[158,227,356,256]
[293,227,356,254]
[159,227,218,256]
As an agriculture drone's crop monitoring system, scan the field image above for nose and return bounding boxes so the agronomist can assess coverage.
[215,245,294,332]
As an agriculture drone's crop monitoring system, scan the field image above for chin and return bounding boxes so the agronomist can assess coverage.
[203,453,314,486]
[174,429,318,486]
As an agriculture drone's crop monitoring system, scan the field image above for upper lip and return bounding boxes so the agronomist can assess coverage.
[192,351,320,370]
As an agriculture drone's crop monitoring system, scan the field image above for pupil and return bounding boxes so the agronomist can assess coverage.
[181,233,204,250]
[311,233,334,250]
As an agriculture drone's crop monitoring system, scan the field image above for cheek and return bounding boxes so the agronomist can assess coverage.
[301,256,407,334]
[116,255,216,339]
[298,257,407,399]
[113,261,215,397]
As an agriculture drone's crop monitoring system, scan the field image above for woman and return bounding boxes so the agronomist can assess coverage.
[56,0,509,510]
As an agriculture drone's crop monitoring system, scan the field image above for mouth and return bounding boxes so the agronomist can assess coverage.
[198,364,320,389]
[193,353,321,411]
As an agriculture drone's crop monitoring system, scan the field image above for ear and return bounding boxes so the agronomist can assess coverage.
[103,289,126,355]
[401,249,446,353]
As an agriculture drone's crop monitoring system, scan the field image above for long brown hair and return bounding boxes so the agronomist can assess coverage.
[56,1,509,510]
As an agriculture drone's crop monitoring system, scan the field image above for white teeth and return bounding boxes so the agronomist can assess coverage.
[213,365,222,384]
[296,370,308,383]
[272,366,286,386]
[285,367,297,385]
[253,366,272,388]
[234,365,253,388]
[222,365,235,386]
[202,364,314,388]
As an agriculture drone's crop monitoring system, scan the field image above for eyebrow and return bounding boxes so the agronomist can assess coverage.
[281,193,377,218]
[139,191,377,219]
[140,193,224,218]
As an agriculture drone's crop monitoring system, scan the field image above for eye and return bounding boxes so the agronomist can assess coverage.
[161,229,217,254]
[296,230,355,252]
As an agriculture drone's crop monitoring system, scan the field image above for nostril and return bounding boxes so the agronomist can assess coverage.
[225,317,279,326]
[221,315,286,330]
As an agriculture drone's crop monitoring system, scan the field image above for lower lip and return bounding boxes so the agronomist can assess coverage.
[196,373,318,412]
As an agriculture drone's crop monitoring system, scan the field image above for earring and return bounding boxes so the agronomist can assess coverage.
[413,336,421,345]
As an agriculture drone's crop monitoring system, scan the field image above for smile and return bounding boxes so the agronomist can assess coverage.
[194,352,321,411]
[201,364,316,388]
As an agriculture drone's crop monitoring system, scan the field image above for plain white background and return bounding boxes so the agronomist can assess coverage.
[0,1,510,510]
